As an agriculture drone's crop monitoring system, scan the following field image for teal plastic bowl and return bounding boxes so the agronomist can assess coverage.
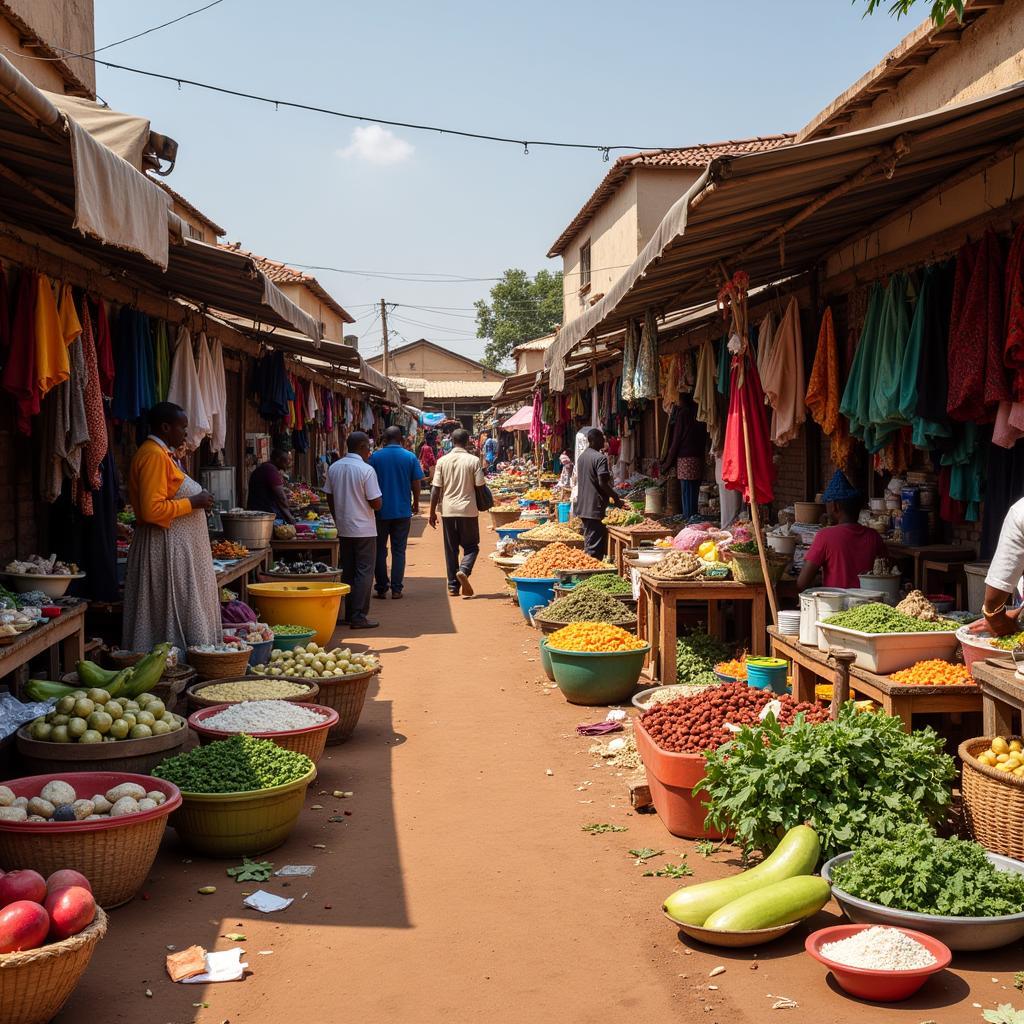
[271,627,317,651]
[539,637,555,682]
[514,577,558,622]
[546,643,651,705]
[745,657,788,694]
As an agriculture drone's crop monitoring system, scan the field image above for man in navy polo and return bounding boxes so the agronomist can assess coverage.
[369,426,424,599]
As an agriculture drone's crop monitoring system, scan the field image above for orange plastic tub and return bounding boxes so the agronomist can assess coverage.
[246,581,349,646]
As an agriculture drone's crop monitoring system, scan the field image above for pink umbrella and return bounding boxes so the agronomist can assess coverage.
[501,405,534,431]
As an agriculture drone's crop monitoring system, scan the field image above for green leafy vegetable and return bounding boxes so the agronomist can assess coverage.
[694,840,717,858]
[226,858,274,883]
[823,602,956,633]
[831,825,1024,918]
[581,823,627,834]
[984,1005,1024,1024]
[154,735,313,793]
[643,860,693,879]
[628,848,663,863]
[698,705,955,860]
[675,626,729,687]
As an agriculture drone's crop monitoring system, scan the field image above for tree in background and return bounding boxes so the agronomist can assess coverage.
[859,0,962,23]
[475,269,563,371]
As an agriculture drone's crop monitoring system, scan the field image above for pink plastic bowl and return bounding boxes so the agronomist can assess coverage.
[805,924,952,1002]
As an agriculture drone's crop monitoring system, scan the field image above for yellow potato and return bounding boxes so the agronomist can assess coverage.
[1013,766,1024,777]
[1011,740,1023,753]
[997,753,1011,764]
[997,762,1015,772]
[993,737,1010,755]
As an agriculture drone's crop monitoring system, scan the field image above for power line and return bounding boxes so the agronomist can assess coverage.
[87,58,670,158]
[283,260,628,282]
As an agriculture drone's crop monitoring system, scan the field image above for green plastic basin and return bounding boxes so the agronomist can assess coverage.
[539,637,555,682]
[546,643,650,705]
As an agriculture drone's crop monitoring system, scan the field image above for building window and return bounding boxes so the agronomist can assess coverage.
[579,239,591,292]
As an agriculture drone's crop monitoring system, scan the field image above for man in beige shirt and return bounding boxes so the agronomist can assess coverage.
[429,428,486,596]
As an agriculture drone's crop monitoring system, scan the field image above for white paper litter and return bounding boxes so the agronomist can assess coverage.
[759,699,783,721]
[180,948,248,984]
[605,709,627,722]
[275,865,316,877]
[243,890,293,913]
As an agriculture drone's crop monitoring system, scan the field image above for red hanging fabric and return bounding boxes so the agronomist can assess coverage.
[2,269,39,434]
[92,297,115,398]
[1004,222,1024,399]
[722,351,775,505]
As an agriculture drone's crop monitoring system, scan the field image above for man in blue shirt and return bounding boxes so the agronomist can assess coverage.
[369,426,424,599]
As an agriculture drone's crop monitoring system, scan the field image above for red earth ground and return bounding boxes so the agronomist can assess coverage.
[57,518,1021,1024]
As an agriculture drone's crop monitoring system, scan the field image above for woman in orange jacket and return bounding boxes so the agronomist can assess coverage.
[123,402,220,652]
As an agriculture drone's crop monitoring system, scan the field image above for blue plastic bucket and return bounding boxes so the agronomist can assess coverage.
[514,577,558,621]
[745,657,788,695]
[558,502,571,523]
[496,526,529,542]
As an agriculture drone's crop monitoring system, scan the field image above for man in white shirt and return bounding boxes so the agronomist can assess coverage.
[325,431,382,629]
[429,428,486,597]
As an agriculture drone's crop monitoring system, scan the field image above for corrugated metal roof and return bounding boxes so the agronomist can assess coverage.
[547,135,794,257]
[547,82,1024,389]
[152,178,225,236]
[391,377,504,399]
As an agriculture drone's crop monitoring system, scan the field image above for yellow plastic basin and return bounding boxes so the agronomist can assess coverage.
[246,582,350,646]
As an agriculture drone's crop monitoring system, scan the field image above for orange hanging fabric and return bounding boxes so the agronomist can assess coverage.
[805,307,852,470]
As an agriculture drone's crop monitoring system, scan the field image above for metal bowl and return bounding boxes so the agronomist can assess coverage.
[220,511,275,549]
[632,682,721,711]
[822,851,1024,950]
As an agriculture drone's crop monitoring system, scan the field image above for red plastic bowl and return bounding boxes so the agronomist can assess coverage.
[805,925,952,1002]
[188,702,339,741]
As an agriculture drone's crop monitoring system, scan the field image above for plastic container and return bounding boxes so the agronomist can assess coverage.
[545,643,650,705]
[814,621,960,673]
[965,561,991,616]
[800,589,843,646]
[0,572,85,598]
[633,721,722,839]
[814,591,849,651]
[271,627,317,651]
[512,577,558,622]
[804,924,951,1001]
[956,626,1009,671]
[0,771,181,908]
[645,488,664,514]
[766,533,797,556]
[161,765,317,857]
[247,582,350,646]
[539,637,555,682]
[557,501,571,523]
[745,657,788,694]
[496,526,530,543]
[189,703,338,763]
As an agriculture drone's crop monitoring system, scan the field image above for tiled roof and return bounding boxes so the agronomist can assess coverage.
[153,179,226,236]
[367,338,503,378]
[512,333,556,352]
[218,242,355,324]
[547,134,795,257]
[391,377,504,400]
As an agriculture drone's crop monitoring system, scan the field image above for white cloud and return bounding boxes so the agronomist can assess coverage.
[337,125,414,166]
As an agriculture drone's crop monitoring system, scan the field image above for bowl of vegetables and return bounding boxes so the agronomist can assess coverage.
[186,677,320,711]
[189,701,339,763]
[544,624,649,705]
[822,826,1024,950]
[270,625,317,651]
[153,735,317,857]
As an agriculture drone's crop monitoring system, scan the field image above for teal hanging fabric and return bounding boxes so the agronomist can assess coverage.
[942,421,983,522]
[716,333,730,396]
[902,265,952,449]
[840,283,883,448]
[866,273,914,452]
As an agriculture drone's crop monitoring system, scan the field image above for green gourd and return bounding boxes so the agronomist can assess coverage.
[702,875,831,931]
[662,825,820,926]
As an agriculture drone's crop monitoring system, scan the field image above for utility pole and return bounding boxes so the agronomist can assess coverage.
[380,298,390,378]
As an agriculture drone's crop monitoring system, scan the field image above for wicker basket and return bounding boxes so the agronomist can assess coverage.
[189,703,338,763]
[0,907,108,1024]
[295,668,379,744]
[518,536,585,550]
[959,737,1024,859]
[728,549,789,584]
[106,649,145,670]
[187,646,253,680]
[186,677,320,712]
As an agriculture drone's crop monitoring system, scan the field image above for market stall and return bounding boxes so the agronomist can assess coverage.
[0,604,86,685]
[270,537,341,566]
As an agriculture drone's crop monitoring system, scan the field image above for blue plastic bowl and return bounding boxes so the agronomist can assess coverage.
[514,577,558,622]
[496,526,530,542]
[246,637,273,667]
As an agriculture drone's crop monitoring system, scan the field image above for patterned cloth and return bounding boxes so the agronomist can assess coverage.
[124,472,221,652]
[805,308,851,470]
[73,303,108,515]
[634,310,659,400]
[621,319,638,403]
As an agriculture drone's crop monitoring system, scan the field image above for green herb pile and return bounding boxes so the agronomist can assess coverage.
[991,632,1024,651]
[729,540,760,555]
[676,627,729,687]
[576,573,633,596]
[832,825,1024,917]
[154,734,313,793]
[535,589,633,624]
[824,602,956,634]
[697,704,955,860]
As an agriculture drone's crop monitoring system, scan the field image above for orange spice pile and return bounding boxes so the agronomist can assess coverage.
[889,659,974,686]
[511,544,606,579]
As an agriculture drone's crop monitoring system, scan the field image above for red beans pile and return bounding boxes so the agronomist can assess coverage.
[639,682,829,754]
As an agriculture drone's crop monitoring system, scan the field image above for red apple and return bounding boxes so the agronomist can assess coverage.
[0,900,49,952]
[44,886,95,941]
[45,869,91,895]
[0,870,46,908]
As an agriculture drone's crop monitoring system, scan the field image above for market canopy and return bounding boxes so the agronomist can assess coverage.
[546,81,1024,389]
[501,406,535,431]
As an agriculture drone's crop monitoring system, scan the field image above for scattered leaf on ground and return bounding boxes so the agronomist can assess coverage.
[222,933,246,942]
[226,858,274,883]
[643,859,694,879]
[629,848,664,863]
[581,823,627,834]
[694,840,716,858]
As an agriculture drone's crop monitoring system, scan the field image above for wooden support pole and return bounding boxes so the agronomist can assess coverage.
[828,649,856,720]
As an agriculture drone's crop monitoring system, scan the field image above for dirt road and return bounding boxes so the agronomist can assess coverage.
[59,520,1017,1024]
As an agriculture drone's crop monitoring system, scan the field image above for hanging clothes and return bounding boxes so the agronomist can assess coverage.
[805,307,852,471]
[680,348,696,393]
[754,312,775,389]
[251,350,293,420]
[152,321,171,402]
[947,230,1010,423]
[906,261,955,450]
[716,332,730,396]
[941,421,983,522]
[634,309,659,400]
[195,331,226,455]
[3,269,39,433]
[166,326,210,451]
[73,302,108,516]
[1005,222,1024,397]
[659,354,681,414]
[0,264,9,357]
[92,298,115,398]
[722,351,776,505]
[693,340,722,454]
[840,282,883,451]
[867,273,914,450]
[621,319,638,403]
[209,335,227,453]
[35,275,69,398]
[111,308,153,423]
[760,296,806,446]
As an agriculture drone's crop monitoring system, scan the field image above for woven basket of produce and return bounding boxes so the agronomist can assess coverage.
[727,549,788,585]
[0,907,108,1024]
[309,669,378,744]
[959,737,1024,859]
[189,702,339,763]
[186,646,253,681]
[517,523,585,549]
[186,677,320,711]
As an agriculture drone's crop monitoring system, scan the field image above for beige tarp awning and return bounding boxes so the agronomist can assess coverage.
[546,81,1024,389]
[43,92,152,170]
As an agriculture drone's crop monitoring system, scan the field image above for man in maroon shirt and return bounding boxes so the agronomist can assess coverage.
[246,449,296,524]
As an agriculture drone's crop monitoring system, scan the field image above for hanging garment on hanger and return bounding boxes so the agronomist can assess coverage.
[840,282,883,450]
[153,320,170,402]
[694,340,722,454]
[660,353,680,413]
[92,298,115,398]
[634,310,659,400]
[805,308,851,471]
[760,295,806,446]
[906,261,954,449]
[866,273,914,451]
[754,312,775,390]
[680,348,696,393]
[722,352,776,505]
[167,325,211,450]
[716,332,730,396]
[209,335,227,453]
[196,331,226,455]
[35,275,71,397]
[621,319,638,403]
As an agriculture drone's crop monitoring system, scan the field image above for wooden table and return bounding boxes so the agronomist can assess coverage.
[770,626,980,731]
[885,543,975,591]
[607,525,674,576]
[270,537,341,566]
[0,602,87,685]
[971,659,1024,736]
[215,549,271,602]
[636,574,767,684]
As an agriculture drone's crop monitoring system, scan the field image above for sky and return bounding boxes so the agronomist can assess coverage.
[92,1,915,363]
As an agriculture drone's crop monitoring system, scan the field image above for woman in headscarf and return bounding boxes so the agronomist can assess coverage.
[796,470,885,591]
[123,402,221,652]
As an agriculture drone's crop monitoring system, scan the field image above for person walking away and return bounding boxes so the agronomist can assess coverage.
[246,448,296,525]
[124,402,220,651]
[429,428,486,596]
[482,432,498,474]
[325,431,382,629]
[418,437,437,484]
[370,426,423,599]
[575,428,625,560]
[796,471,885,591]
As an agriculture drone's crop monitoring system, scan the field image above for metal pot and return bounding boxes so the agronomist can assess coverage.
[220,512,275,549]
